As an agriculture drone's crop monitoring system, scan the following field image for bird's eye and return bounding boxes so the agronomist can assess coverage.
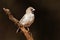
[31,8,35,11]
[31,9,33,11]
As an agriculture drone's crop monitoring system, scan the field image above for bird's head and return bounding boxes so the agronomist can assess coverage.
[26,7,35,14]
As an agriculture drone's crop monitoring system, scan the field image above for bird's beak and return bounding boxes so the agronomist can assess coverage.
[32,9,35,11]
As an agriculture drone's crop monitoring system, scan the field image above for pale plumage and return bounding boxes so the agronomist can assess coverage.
[16,7,35,33]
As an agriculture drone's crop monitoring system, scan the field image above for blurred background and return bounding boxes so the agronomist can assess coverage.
[0,0,60,40]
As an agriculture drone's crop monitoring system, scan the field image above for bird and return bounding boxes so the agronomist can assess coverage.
[16,7,35,33]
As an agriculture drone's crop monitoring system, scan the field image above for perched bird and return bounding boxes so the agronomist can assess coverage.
[16,7,35,33]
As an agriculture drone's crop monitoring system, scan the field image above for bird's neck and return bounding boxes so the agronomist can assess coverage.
[26,12,31,14]
[26,9,32,13]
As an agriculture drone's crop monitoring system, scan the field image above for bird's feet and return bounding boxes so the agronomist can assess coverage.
[26,27,30,32]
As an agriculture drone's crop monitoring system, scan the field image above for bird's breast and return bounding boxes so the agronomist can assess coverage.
[19,13,34,27]
[24,13,34,22]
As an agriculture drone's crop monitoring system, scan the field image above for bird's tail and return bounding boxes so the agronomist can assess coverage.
[16,28,20,33]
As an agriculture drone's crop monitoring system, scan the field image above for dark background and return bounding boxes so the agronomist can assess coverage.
[0,0,60,40]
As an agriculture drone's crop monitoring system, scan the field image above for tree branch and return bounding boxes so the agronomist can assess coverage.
[3,8,34,40]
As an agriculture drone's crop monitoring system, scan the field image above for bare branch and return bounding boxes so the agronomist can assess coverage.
[3,8,34,40]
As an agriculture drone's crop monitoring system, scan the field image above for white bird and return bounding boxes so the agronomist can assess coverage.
[16,7,35,33]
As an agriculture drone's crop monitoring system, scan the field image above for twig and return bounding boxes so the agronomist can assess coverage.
[3,8,34,40]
